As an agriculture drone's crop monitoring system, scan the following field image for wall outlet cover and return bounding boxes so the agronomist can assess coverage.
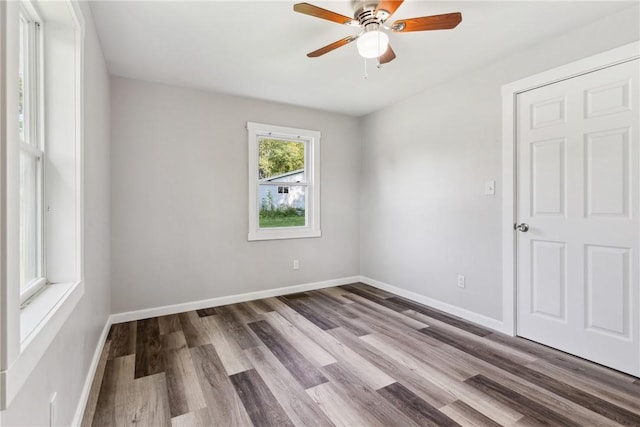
[457,275,466,288]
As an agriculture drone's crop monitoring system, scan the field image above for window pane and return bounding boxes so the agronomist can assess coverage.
[20,151,38,288]
[18,17,27,143]
[258,138,305,180]
[259,185,306,228]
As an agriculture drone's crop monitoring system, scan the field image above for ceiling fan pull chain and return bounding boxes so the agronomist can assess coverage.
[363,58,368,79]
[376,31,381,69]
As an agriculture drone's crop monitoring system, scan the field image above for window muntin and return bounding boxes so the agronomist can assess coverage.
[18,7,45,302]
[247,123,321,241]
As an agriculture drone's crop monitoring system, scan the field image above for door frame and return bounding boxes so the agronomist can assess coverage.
[500,41,640,337]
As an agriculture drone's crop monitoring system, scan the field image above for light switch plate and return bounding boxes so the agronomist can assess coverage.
[485,180,496,196]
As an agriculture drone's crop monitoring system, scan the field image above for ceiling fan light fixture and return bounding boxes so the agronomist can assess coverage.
[293,1,462,64]
[356,30,389,59]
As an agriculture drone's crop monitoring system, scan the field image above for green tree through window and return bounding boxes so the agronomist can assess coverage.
[258,138,304,179]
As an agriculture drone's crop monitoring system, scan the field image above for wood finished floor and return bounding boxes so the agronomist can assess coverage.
[82,283,640,427]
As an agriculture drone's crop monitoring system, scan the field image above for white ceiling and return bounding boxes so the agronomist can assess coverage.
[90,1,635,116]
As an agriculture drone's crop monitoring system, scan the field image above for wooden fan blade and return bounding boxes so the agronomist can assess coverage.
[375,0,404,19]
[391,12,462,32]
[307,35,357,57]
[294,3,357,26]
[379,45,396,64]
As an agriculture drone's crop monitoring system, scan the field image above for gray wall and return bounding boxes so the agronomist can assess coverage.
[0,3,111,425]
[110,77,361,313]
[359,6,640,321]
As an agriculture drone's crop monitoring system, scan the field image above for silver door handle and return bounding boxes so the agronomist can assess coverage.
[514,223,529,232]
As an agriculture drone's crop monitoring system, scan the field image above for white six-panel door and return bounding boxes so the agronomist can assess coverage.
[516,59,639,376]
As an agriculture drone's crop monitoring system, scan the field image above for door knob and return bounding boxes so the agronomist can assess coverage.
[514,223,529,232]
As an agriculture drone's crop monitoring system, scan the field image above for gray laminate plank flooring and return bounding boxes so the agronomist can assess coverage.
[83,283,640,426]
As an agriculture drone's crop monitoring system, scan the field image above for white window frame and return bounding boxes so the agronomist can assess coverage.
[0,0,85,410]
[18,2,46,304]
[247,122,321,241]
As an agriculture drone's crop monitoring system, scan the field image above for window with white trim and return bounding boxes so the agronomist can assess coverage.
[1,0,85,410]
[247,122,321,241]
[18,5,45,303]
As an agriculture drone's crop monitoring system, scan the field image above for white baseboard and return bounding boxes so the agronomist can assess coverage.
[71,317,113,427]
[110,276,361,324]
[358,275,507,334]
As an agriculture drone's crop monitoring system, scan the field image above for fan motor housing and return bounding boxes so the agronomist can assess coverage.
[350,0,380,18]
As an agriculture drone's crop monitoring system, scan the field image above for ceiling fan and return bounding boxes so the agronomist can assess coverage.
[293,0,462,64]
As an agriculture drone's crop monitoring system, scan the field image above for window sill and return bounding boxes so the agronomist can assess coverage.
[248,228,321,241]
[20,282,82,347]
[0,281,84,409]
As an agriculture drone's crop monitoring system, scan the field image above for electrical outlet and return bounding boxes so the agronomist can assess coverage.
[49,392,57,427]
[293,259,299,270]
[457,275,465,288]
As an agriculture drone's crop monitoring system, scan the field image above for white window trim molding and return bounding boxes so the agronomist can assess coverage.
[500,41,640,337]
[247,122,321,241]
[70,0,85,292]
[0,0,85,410]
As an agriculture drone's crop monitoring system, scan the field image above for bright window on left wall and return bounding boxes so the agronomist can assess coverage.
[18,5,45,304]
[1,0,85,409]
